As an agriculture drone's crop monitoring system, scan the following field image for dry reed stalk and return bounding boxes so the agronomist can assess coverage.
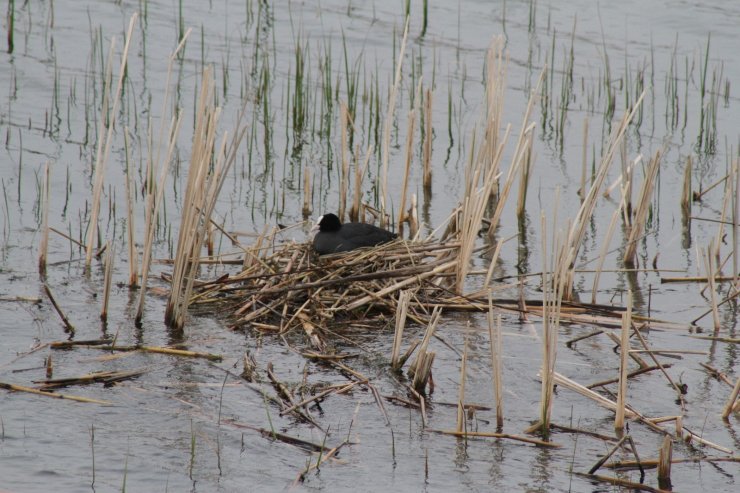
[561,91,645,293]
[579,116,588,201]
[592,184,629,303]
[427,429,559,448]
[407,193,419,238]
[550,372,638,419]
[456,339,468,433]
[349,144,373,222]
[0,382,111,405]
[165,66,248,330]
[422,87,433,189]
[379,17,409,224]
[681,155,692,216]
[721,377,740,419]
[85,14,137,267]
[615,291,633,430]
[100,242,114,323]
[135,30,191,323]
[488,294,504,429]
[515,135,533,218]
[624,148,662,266]
[408,306,441,394]
[398,79,421,231]
[702,244,721,331]
[391,290,411,370]
[733,158,739,284]
[339,102,349,220]
[573,472,669,493]
[38,161,50,276]
[528,206,566,436]
[657,435,673,488]
[42,283,76,334]
[123,128,138,286]
[302,167,311,218]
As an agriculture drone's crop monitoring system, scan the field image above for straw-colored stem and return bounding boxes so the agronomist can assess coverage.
[615,291,633,430]
[85,14,137,266]
[38,161,50,276]
[100,242,114,323]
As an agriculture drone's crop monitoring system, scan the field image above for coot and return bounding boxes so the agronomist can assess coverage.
[312,213,397,255]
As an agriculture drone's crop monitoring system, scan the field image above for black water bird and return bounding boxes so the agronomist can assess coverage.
[311,213,397,255]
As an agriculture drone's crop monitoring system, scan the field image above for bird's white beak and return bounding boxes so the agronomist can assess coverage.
[310,215,323,236]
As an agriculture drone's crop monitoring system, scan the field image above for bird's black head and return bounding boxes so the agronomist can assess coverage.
[317,213,342,232]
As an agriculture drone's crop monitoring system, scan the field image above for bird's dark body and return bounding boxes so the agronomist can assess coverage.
[312,213,397,255]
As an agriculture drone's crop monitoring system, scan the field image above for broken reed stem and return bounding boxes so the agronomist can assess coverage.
[100,241,114,323]
[339,101,348,221]
[721,376,740,419]
[624,148,662,267]
[38,161,50,276]
[657,435,673,488]
[123,127,138,287]
[135,30,191,323]
[615,291,633,430]
[488,293,504,429]
[422,87,433,189]
[0,382,111,405]
[85,14,137,267]
[379,17,409,223]
[409,306,441,394]
[43,283,76,334]
[391,290,411,370]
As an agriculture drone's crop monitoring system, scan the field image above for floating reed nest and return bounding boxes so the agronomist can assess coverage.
[189,236,464,348]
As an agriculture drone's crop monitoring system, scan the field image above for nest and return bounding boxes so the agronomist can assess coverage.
[189,237,466,350]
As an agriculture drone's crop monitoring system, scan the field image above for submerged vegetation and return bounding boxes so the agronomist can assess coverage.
[0,1,739,491]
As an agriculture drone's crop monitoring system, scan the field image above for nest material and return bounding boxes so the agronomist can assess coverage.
[189,238,464,349]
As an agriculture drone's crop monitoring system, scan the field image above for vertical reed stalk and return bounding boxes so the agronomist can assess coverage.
[657,435,673,489]
[135,31,191,323]
[702,244,721,332]
[101,242,114,323]
[592,182,630,303]
[422,87,433,190]
[38,161,51,276]
[165,67,248,330]
[350,145,373,222]
[624,149,661,267]
[680,155,692,216]
[579,116,588,201]
[456,340,468,433]
[398,79,420,231]
[615,291,633,430]
[123,128,138,287]
[339,102,348,220]
[302,168,312,218]
[85,14,137,267]
[391,290,411,370]
[560,92,644,295]
[488,293,504,430]
[380,17,409,224]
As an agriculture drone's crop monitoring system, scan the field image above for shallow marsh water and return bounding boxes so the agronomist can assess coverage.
[0,1,739,492]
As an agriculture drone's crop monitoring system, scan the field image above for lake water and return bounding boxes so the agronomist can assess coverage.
[0,1,738,491]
